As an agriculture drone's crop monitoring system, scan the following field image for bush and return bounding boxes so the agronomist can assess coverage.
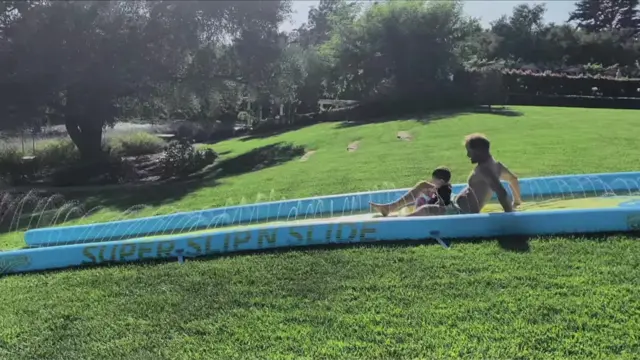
[465,68,640,98]
[0,139,81,185]
[160,140,218,178]
[50,152,138,187]
[108,132,165,157]
[35,138,80,168]
[473,70,507,107]
[0,147,31,185]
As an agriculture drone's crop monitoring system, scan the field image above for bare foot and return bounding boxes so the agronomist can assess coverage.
[370,202,390,217]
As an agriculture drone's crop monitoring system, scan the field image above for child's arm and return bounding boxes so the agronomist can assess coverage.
[435,185,453,206]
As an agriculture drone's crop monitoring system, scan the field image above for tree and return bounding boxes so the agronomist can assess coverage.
[569,0,640,33]
[321,0,476,106]
[0,0,292,160]
[488,4,547,62]
[293,0,361,48]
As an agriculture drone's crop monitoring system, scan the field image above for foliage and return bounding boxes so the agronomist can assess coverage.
[0,147,30,186]
[161,140,218,178]
[293,0,362,48]
[569,0,640,33]
[464,68,640,98]
[1,0,640,167]
[481,4,640,69]
[472,70,507,107]
[108,132,166,157]
[0,0,292,159]
[49,154,137,187]
[0,138,81,186]
[32,139,79,167]
[321,0,474,108]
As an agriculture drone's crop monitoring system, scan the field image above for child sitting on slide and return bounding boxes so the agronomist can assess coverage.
[414,166,453,209]
[371,166,456,217]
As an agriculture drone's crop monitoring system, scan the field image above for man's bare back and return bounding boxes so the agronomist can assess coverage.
[455,133,522,214]
[455,158,521,214]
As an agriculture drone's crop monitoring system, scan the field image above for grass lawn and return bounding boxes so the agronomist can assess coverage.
[1,106,640,359]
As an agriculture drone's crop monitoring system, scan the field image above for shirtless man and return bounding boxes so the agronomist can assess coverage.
[370,133,522,216]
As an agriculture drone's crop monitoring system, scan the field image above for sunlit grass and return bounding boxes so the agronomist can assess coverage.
[1,106,640,359]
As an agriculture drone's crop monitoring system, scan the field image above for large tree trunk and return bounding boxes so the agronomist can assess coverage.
[64,87,106,162]
[65,115,104,162]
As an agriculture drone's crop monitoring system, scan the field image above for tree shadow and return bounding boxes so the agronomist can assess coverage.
[474,106,524,117]
[497,235,531,253]
[0,142,307,228]
[212,142,306,178]
[335,106,524,129]
[0,174,225,234]
[216,150,232,157]
[240,122,319,142]
[69,141,306,211]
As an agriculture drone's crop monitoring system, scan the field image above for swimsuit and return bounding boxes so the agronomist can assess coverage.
[416,185,460,214]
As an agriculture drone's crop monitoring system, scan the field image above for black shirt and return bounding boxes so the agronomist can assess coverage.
[427,184,452,206]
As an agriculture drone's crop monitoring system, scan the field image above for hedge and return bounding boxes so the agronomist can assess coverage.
[467,68,640,99]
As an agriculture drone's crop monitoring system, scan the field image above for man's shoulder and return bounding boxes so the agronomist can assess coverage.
[475,160,501,178]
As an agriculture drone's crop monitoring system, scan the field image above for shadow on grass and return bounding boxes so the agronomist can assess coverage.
[7,231,638,278]
[240,123,319,142]
[336,106,524,129]
[216,150,232,157]
[212,142,306,179]
[0,177,224,234]
[0,143,307,230]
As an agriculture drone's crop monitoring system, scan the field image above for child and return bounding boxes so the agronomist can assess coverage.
[370,166,454,217]
[415,166,452,209]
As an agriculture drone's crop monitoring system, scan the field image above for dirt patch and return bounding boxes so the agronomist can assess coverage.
[347,141,360,152]
[397,131,412,141]
[300,150,316,162]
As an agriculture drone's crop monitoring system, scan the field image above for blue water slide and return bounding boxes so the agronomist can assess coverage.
[23,171,640,247]
[4,205,640,275]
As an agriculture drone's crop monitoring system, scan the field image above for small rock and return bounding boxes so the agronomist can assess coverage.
[397,131,412,141]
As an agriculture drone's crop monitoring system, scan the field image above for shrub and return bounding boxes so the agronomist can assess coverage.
[0,139,81,185]
[108,132,165,157]
[473,70,506,107]
[50,152,138,187]
[35,138,80,168]
[0,146,30,185]
[160,140,218,178]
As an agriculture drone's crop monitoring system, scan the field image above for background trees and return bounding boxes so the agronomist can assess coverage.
[0,0,639,161]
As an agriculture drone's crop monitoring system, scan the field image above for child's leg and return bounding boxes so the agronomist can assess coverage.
[370,181,436,216]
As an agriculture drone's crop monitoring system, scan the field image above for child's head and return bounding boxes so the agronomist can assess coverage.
[431,166,451,186]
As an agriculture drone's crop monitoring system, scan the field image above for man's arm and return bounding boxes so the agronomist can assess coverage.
[498,162,522,206]
[479,166,513,213]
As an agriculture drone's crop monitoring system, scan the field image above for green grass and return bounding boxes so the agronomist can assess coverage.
[1,106,640,359]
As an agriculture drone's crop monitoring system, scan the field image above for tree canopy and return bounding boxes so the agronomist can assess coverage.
[1,0,639,159]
